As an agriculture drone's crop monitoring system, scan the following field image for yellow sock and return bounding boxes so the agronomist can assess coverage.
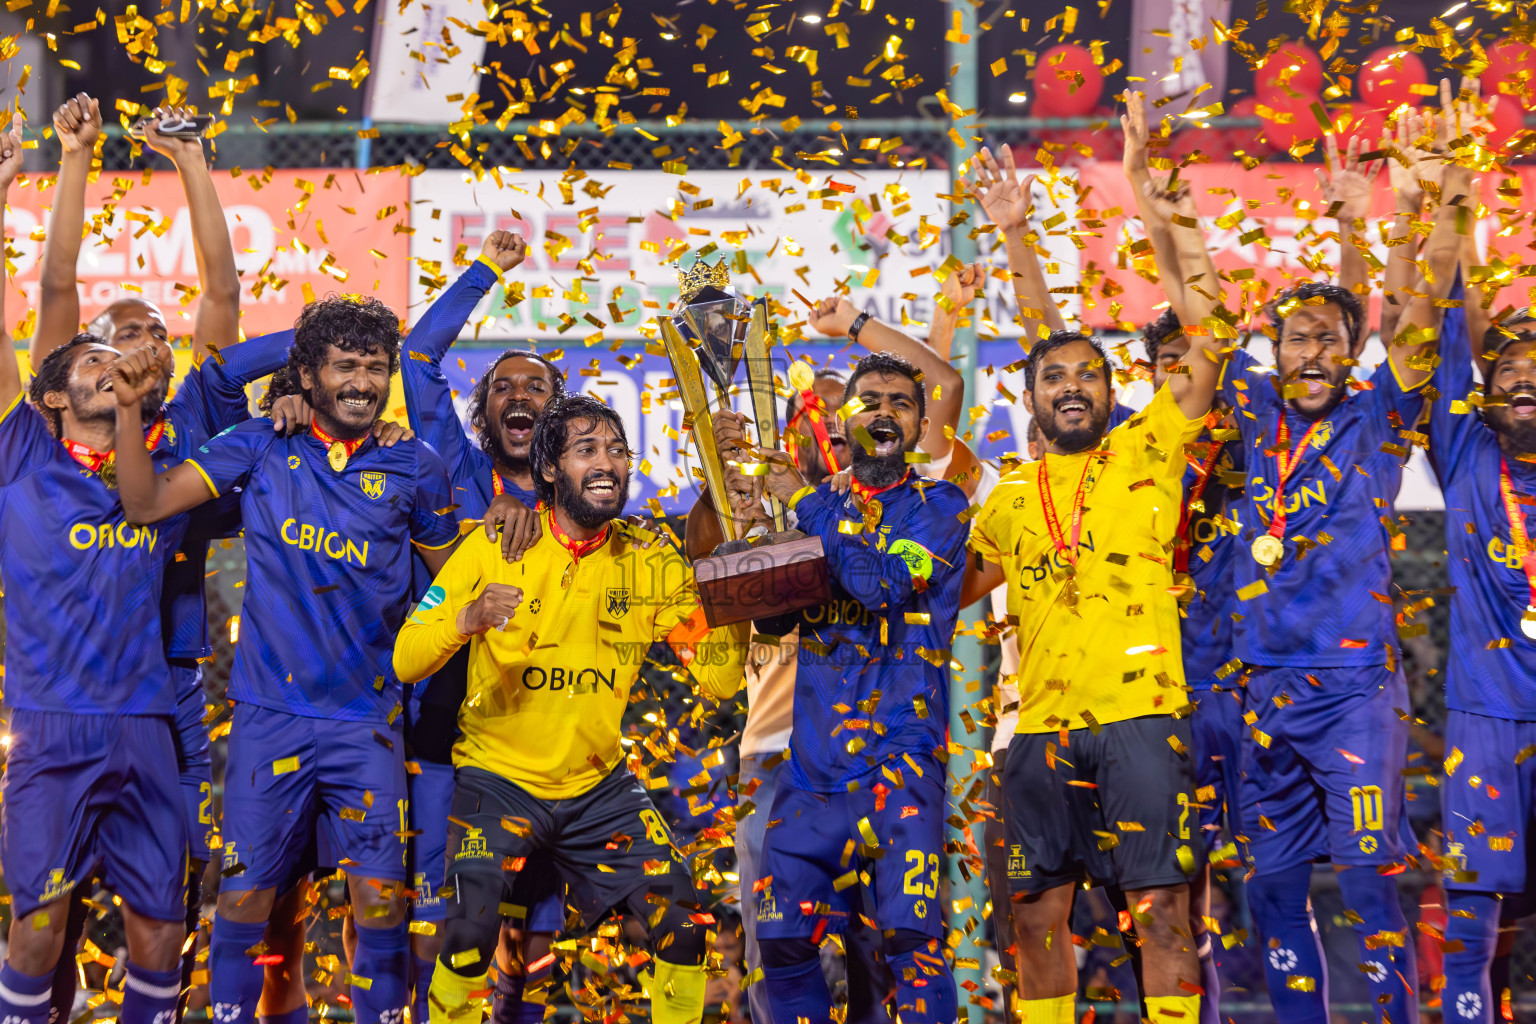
[642,959,708,1024]
[1146,994,1202,1022]
[427,959,488,1024]
[1017,994,1075,1023]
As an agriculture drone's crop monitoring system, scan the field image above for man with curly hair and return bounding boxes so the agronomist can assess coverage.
[106,293,465,1024]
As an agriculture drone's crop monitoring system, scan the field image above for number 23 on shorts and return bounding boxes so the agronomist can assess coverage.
[902,850,939,898]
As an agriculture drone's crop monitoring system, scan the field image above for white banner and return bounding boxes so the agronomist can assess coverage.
[365,0,487,124]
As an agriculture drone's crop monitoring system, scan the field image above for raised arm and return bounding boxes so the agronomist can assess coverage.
[0,113,25,413]
[1393,78,1480,391]
[925,260,983,360]
[808,295,963,461]
[109,346,220,523]
[142,108,239,364]
[964,145,1065,343]
[1317,133,1383,302]
[32,94,101,364]
[1379,112,1437,344]
[1142,178,1229,419]
[1122,91,1191,324]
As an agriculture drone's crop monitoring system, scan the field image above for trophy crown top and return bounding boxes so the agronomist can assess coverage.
[677,256,732,303]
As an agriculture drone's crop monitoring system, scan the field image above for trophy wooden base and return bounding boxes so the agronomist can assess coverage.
[693,531,831,627]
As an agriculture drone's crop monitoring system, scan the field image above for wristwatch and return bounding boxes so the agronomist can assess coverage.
[848,311,870,341]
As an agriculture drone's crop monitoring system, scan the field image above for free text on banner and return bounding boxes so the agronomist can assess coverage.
[5,168,411,339]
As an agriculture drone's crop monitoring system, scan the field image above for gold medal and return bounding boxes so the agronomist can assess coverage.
[1061,575,1079,608]
[1172,570,1196,605]
[1523,606,1536,640]
[560,564,574,589]
[862,498,883,532]
[99,459,117,490]
[789,361,816,392]
[1251,534,1283,566]
[328,441,348,473]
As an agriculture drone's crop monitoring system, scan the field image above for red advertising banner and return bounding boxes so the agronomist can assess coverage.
[1,167,411,341]
[1074,161,1536,332]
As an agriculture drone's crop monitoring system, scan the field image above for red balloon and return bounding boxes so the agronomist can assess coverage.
[1257,90,1324,152]
[1486,93,1527,151]
[1256,42,1323,97]
[1359,47,1427,110]
[1224,95,1276,157]
[1032,43,1104,117]
[1486,39,1536,112]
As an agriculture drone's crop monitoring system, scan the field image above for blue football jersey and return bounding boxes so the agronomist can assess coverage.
[186,421,460,721]
[1222,348,1425,669]
[1427,293,1536,719]
[766,474,969,793]
[1182,433,1245,686]
[0,396,188,715]
[159,331,293,659]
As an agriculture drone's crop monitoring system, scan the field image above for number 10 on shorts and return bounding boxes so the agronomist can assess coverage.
[1350,785,1383,832]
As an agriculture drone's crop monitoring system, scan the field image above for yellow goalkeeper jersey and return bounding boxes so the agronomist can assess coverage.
[394,512,749,799]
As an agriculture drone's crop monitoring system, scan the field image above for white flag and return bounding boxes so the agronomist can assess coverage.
[365,0,487,124]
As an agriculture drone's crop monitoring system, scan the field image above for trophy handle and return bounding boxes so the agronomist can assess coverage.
[659,316,739,545]
[742,298,787,533]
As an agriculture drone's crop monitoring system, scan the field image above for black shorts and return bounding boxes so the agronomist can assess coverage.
[1003,715,1203,895]
[445,766,694,929]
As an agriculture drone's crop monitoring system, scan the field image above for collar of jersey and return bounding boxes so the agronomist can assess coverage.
[308,421,369,458]
[850,467,912,504]
[546,507,610,563]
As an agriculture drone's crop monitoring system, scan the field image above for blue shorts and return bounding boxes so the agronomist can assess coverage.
[1441,709,1536,895]
[1190,684,1244,851]
[1,709,187,921]
[170,661,215,862]
[221,703,407,891]
[1239,665,1409,871]
[756,758,946,941]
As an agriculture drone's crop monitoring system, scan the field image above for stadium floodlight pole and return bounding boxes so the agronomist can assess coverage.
[944,0,987,1009]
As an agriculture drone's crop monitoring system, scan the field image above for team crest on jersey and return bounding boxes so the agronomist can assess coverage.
[455,827,493,860]
[606,588,630,617]
[360,471,387,499]
[1312,420,1333,448]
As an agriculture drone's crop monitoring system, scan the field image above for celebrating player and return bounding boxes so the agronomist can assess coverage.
[965,135,1229,1023]
[1170,79,1476,1024]
[0,110,195,1024]
[1425,285,1536,1019]
[743,351,968,1024]
[393,393,748,1024]
[398,229,566,1021]
[107,294,464,1024]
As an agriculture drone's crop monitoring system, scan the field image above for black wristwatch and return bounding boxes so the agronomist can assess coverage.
[848,311,871,341]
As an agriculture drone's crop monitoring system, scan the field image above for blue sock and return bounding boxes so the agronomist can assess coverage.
[1247,863,1330,1024]
[760,939,832,1021]
[886,948,955,1024]
[1197,932,1221,1024]
[350,923,410,1024]
[258,1007,309,1024]
[122,962,182,1024]
[490,970,522,1024]
[1,962,57,1024]
[1337,866,1419,1024]
[1442,891,1499,1024]
[210,915,269,1024]
[410,949,434,1024]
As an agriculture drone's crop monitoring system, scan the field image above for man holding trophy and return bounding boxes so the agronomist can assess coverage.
[690,259,967,1019]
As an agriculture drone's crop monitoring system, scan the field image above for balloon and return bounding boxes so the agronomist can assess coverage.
[1359,47,1427,110]
[1486,39,1536,112]
[1486,94,1527,151]
[1255,42,1323,96]
[1257,90,1324,152]
[1225,95,1276,158]
[1032,43,1104,117]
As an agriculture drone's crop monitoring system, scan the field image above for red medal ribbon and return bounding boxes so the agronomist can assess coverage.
[788,390,842,475]
[1037,453,1096,567]
[492,472,505,497]
[1262,415,1327,541]
[63,415,167,474]
[310,421,366,459]
[547,507,609,565]
[1498,456,1536,612]
[1175,437,1225,573]
[850,468,912,505]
